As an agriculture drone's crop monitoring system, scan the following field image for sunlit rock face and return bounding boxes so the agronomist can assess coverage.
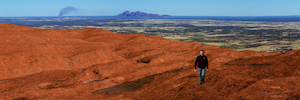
[0,23,299,100]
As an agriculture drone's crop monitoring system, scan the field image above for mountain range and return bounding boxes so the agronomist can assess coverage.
[117,10,172,17]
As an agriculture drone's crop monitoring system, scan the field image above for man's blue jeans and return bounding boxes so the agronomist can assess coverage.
[198,68,205,83]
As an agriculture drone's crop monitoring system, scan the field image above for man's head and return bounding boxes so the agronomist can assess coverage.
[200,50,204,56]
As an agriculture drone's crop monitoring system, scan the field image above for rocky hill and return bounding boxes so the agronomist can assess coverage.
[117,11,171,17]
[0,23,299,99]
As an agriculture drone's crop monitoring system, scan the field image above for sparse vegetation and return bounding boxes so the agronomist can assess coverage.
[1,17,300,52]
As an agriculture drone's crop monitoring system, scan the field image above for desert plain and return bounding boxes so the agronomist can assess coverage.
[1,17,299,53]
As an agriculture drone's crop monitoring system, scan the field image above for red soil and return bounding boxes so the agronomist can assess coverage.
[0,23,299,100]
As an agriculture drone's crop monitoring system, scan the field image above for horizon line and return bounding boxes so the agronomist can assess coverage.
[1,15,300,18]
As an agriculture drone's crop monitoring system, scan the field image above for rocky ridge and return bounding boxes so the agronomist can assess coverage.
[0,23,299,99]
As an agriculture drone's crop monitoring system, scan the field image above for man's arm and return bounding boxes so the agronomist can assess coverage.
[194,56,198,69]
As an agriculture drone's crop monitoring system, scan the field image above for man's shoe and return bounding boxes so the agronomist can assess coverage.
[199,83,202,85]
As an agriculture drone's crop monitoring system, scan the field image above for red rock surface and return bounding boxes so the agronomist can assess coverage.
[0,23,299,100]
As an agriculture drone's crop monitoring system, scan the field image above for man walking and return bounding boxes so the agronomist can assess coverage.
[194,50,208,85]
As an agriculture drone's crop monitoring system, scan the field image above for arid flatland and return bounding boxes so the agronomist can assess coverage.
[1,17,300,52]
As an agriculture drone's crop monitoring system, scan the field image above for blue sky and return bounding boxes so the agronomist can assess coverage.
[0,0,299,17]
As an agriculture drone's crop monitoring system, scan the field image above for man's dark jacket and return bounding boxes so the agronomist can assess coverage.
[195,55,208,69]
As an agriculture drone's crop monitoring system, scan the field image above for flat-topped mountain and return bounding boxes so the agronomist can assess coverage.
[0,23,299,99]
[117,10,171,17]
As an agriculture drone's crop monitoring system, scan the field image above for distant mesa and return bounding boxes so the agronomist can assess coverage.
[117,11,172,17]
